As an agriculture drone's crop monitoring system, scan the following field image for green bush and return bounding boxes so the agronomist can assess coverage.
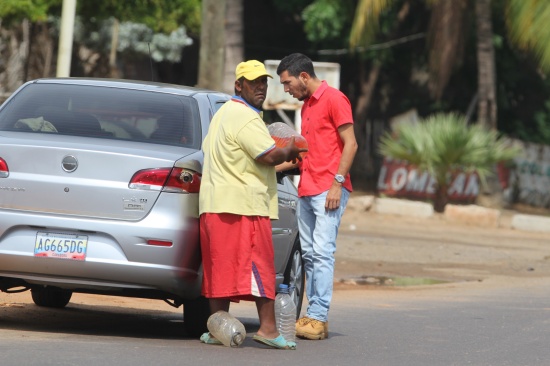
[379,113,520,212]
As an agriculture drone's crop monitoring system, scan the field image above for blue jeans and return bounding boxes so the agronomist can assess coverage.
[298,188,350,322]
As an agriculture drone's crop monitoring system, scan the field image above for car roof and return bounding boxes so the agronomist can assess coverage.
[29,77,221,97]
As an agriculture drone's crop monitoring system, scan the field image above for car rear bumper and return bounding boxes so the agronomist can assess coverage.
[0,202,202,300]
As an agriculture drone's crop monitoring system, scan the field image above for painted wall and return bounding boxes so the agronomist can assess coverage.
[506,140,550,208]
[377,158,479,203]
[377,139,550,209]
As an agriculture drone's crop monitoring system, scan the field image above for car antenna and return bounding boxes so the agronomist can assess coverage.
[148,42,154,82]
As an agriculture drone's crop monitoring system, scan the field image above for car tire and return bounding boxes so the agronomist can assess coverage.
[183,296,211,337]
[31,287,72,308]
[283,238,305,320]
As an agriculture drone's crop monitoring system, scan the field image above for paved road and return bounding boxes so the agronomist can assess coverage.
[1,278,549,366]
[1,208,549,365]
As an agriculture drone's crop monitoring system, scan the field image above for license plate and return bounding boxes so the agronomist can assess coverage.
[34,232,88,261]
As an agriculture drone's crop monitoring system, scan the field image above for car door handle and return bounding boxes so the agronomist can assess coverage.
[278,199,297,210]
[272,228,292,236]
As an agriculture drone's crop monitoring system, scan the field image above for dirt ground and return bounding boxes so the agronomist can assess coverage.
[334,199,550,291]
[1,198,549,311]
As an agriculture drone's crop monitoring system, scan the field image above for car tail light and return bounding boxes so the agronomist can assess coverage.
[129,167,201,193]
[164,168,201,193]
[0,158,8,178]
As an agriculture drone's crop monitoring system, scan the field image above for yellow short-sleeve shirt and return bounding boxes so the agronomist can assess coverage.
[199,98,278,219]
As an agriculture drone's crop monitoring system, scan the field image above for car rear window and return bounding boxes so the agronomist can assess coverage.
[0,83,201,148]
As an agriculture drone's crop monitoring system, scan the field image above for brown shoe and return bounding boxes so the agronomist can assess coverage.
[296,316,312,329]
[296,317,328,340]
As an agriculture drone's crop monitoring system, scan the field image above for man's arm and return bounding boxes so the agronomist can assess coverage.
[325,123,358,210]
[275,161,299,172]
[335,124,358,178]
[256,136,307,166]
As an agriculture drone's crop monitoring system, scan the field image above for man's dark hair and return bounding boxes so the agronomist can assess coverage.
[277,53,316,78]
[234,77,245,95]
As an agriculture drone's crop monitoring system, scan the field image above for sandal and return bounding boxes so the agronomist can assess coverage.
[252,334,296,350]
[200,332,223,345]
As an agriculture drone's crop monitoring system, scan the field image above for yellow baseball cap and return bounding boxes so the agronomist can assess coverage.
[235,60,273,81]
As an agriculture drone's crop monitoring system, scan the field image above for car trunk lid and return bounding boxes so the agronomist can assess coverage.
[0,133,201,221]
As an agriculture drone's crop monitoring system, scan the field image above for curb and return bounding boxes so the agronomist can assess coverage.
[511,214,550,233]
[348,196,550,233]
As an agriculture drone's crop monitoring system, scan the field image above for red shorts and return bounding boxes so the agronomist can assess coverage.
[200,213,276,301]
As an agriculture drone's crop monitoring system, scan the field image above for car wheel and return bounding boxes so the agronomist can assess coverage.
[183,296,211,337]
[31,287,72,308]
[283,238,305,319]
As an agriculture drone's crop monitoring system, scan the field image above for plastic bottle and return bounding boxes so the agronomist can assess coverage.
[267,122,308,158]
[206,310,246,347]
[274,283,297,342]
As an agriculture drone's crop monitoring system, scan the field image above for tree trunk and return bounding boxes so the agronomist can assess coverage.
[1,20,31,93]
[198,0,226,90]
[354,62,381,124]
[350,62,381,189]
[427,0,468,101]
[351,1,411,190]
[223,0,244,94]
[433,184,448,213]
[475,0,497,130]
[26,22,54,80]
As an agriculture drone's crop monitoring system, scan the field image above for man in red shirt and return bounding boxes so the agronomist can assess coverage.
[277,53,358,340]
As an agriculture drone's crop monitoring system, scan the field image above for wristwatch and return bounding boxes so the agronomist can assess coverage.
[334,174,345,184]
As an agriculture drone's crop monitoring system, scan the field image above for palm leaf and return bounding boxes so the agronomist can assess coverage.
[350,0,394,48]
[378,113,521,189]
[506,0,550,72]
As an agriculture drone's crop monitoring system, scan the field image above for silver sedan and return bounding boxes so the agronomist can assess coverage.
[0,78,304,336]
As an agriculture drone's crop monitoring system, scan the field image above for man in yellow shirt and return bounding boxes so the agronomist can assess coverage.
[199,60,306,350]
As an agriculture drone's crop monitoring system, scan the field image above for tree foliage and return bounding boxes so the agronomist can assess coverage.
[0,0,201,35]
[505,0,550,73]
[349,0,394,49]
[302,0,355,44]
[0,0,199,73]
[350,0,550,77]
[4,0,550,147]
[77,0,201,35]
[0,0,60,25]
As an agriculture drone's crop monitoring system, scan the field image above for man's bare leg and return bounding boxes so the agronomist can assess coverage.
[209,298,230,314]
[200,298,232,344]
[255,297,279,339]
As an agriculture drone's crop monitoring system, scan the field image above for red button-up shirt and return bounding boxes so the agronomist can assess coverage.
[298,81,354,197]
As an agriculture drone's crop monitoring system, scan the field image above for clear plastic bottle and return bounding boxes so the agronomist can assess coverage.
[267,122,308,158]
[274,283,297,342]
[206,310,246,347]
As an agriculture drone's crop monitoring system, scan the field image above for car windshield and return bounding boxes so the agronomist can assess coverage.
[0,83,201,149]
